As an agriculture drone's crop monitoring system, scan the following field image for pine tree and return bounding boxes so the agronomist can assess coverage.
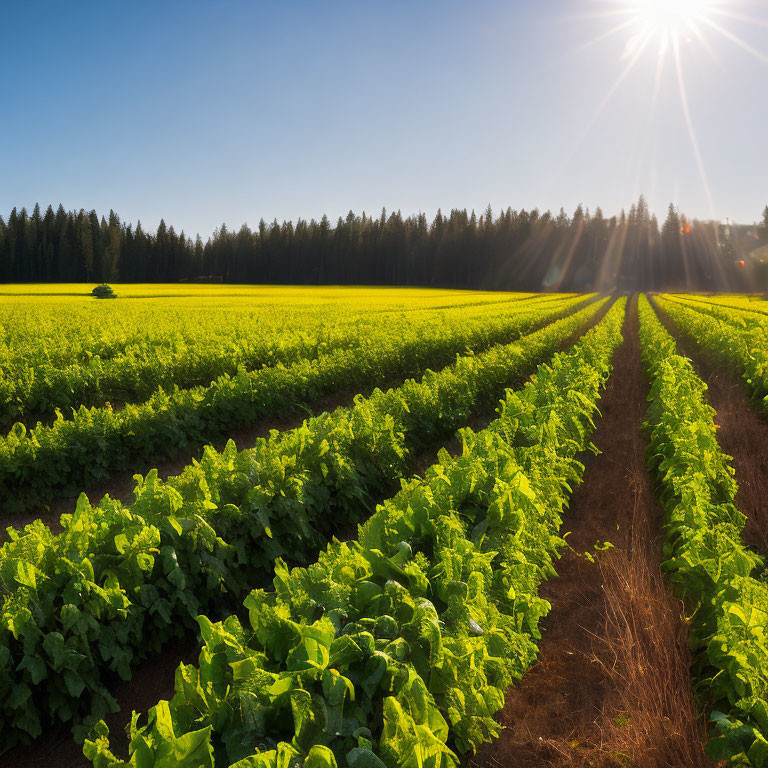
[104,210,121,281]
[661,203,683,286]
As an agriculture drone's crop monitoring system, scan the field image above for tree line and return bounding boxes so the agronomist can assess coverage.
[1,198,766,291]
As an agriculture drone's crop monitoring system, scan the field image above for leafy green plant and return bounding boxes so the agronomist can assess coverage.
[91,284,116,299]
[658,294,768,409]
[0,299,608,750]
[82,300,626,768]
[0,297,596,513]
[639,294,768,767]
[0,294,587,429]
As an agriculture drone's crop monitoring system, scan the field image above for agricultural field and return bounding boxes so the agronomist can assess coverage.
[0,285,766,768]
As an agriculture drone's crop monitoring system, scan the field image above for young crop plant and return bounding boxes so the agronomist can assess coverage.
[82,299,626,768]
[0,293,583,429]
[657,294,768,408]
[638,294,768,767]
[0,295,592,513]
[0,299,608,750]
[667,293,768,320]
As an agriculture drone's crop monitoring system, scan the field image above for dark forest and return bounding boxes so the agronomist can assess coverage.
[2,197,767,292]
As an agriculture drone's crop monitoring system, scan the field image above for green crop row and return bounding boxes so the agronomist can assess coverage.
[4,288,477,367]
[657,295,768,405]
[0,296,590,513]
[0,299,607,750]
[83,299,626,768]
[0,320,349,428]
[668,293,768,321]
[639,295,768,766]
[663,294,768,334]
[0,294,572,429]
[0,289,546,371]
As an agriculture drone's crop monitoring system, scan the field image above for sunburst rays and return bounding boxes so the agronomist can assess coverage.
[558,0,766,221]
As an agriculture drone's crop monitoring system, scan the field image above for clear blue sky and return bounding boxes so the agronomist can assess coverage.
[2,0,766,236]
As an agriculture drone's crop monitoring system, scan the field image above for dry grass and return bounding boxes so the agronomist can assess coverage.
[593,469,714,768]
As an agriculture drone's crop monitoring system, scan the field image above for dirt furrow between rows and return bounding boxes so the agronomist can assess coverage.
[652,298,768,556]
[469,296,711,768]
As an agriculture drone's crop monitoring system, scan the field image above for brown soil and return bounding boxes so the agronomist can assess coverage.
[3,638,199,768]
[652,299,768,556]
[2,730,90,768]
[469,296,712,768]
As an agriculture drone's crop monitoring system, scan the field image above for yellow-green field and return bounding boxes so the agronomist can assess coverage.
[0,283,546,305]
[0,284,572,370]
[0,283,584,432]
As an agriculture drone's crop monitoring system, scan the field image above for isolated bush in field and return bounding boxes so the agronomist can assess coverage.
[91,284,116,299]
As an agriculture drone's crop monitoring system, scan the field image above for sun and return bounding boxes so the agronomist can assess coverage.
[563,0,764,219]
[629,0,714,35]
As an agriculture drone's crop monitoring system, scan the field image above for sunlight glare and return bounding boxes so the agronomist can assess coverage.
[558,0,764,227]
[631,0,713,34]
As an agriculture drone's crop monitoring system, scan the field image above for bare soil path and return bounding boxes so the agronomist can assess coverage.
[469,296,711,768]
